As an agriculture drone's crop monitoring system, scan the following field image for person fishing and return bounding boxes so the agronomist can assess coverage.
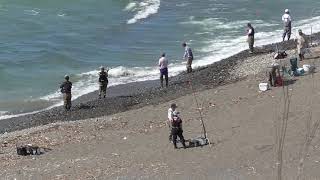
[167,103,177,142]
[282,9,292,41]
[158,53,169,88]
[296,29,308,61]
[246,23,255,54]
[60,75,72,110]
[98,66,109,98]
[171,111,187,149]
[182,42,194,73]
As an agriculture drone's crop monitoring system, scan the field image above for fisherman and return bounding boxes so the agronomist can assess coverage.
[246,23,255,54]
[282,9,292,41]
[296,29,308,61]
[182,42,194,73]
[159,53,168,88]
[171,111,187,149]
[60,75,72,110]
[167,103,177,142]
[98,66,109,98]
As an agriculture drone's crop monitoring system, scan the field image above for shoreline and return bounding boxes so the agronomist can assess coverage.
[1,33,320,134]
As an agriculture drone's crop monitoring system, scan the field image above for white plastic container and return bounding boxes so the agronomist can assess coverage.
[259,83,269,91]
[303,64,311,72]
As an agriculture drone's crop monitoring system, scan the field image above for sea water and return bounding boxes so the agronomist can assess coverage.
[1,0,320,119]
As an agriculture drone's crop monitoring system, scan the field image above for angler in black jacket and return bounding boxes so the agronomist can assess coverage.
[98,66,109,98]
[60,75,72,110]
[171,112,187,149]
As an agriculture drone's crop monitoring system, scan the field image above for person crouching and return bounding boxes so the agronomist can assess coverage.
[171,111,187,149]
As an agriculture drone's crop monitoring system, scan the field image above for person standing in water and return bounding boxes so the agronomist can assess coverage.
[98,66,109,98]
[158,53,168,88]
[246,23,255,54]
[60,75,72,110]
[182,42,194,73]
[282,9,292,41]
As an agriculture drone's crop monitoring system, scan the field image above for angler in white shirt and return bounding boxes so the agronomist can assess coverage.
[167,103,178,142]
[282,9,292,41]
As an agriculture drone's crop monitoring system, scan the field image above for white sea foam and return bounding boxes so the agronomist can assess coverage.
[124,2,137,12]
[24,9,40,16]
[2,16,320,120]
[127,0,160,24]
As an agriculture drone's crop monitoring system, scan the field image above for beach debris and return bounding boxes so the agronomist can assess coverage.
[16,144,42,156]
[209,102,216,107]
[123,137,127,140]
[2,141,8,147]
[111,153,120,157]
[259,83,269,92]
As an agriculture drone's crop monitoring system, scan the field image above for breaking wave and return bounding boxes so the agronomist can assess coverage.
[126,0,160,24]
[2,14,320,120]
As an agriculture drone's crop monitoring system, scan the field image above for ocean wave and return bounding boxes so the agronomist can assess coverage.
[24,9,40,16]
[2,15,320,120]
[126,0,160,24]
[180,18,277,30]
[123,2,138,12]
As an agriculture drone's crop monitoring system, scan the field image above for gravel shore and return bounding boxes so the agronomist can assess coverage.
[1,45,320,179]
[1,33,320,134]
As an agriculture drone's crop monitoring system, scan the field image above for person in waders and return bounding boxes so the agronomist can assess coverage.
[98,66,109,98]
[246,23,255,54]
[171,111,186,149]
[158,53,168,88]
[60,75,72,110]
[182,42,194,73]
[282,9,292,41]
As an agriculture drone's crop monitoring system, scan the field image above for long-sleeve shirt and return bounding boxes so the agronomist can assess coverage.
[297,33,308,49]
[247,27,254,36]
[282,14,292,27]
[168,108,174,121]
[184,46,193,59]
[98,71,108,84]
[60,81,72,93]
[159,57,168,69]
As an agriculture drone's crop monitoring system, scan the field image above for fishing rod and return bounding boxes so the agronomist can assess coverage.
[188,81,208,140]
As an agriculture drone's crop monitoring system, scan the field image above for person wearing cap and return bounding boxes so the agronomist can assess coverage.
[60,75,72,110]
[296,29,308,61]
[167,103,177,142]
[98,66,109,98]
[170,111,187,149]
[159,53,169,88]
[246,23,255,54]
[182,42,194,73]
[282,9,292,41]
